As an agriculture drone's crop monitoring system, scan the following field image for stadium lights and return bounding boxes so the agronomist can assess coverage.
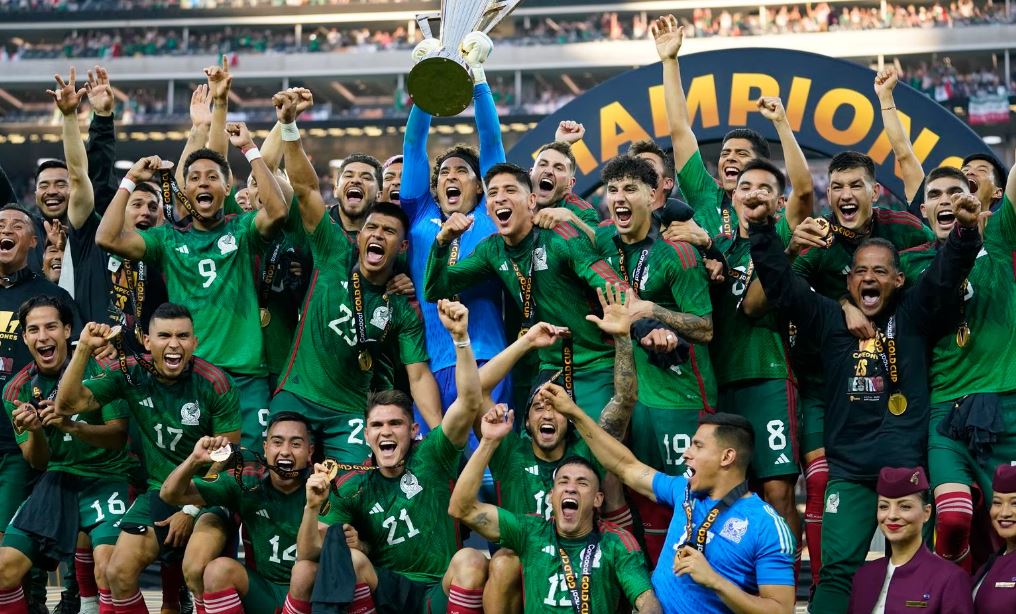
[328,159,344,168]
[983,136,1003,146]
[115,160,135,170]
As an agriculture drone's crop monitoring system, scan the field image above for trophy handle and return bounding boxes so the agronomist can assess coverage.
[476,0,525,34]
[415,11,441,40]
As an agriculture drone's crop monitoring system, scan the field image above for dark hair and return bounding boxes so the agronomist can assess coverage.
[699,412,755,471]
[382,155,403,170]
[737,158,787,195]
[1,204,35,223]
[962,153,1007,189]
[855,237,901,271]
[131,182,162,201]
[183,148,231,182]
[535,141,578,174]
[18,295,74,328]
[553,455,602,489]
[628,139,675,180]
[365,389,414,422]
[431,144,481,191]
[35,160,68,182]
[601,155,658,190]
[150,302,193,324]
[365,202,411,236]
[484,163,533,193]
[828,151,877,184]
[267,411,313,437]
[340,153,383,189]
[925,166,969,193]
[723,129,771,160]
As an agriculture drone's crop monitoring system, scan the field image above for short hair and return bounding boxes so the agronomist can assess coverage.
[35,160,68,182]
[737,158,787,195]
[627,139,675,180]
[484,163,533,192]
[855,237,900,271]
[365,201,410,236]
[18,295,73,328]
[828,151,877,184]
[131,182,162,201]
[382,155,403,170]
[183,148,230,181]
[600,155,659,190]
[962,153,1007,189]
[535,141,578,174]
[267,411,313,438]
[925,166,969,193]
[699,412,755,471]
[365,389,414,422]
[431,144,481,191]
[150,302,193,324]
[553,455,602,489]
[1,204,35,223]
[723,129,771,160]
[340,153,383,188]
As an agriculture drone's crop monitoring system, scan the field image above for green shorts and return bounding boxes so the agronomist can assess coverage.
[269,390,370,464]
[0,452,31,530]
[242,567,289,614]
[630,404,700,476]
[798,381,826,455]
[120,490,187,561]
[373,566,447,613]
[719,378,800,479]
[928,392,1016,494]
[3,477,128,563]
[231,374,271,450]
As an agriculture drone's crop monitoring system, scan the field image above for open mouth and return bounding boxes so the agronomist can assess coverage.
[998,519,1016,529]
[43,197,64,210]
[538,176,554,192]
[936,209,956,226]
[164,352,183,369]
[37,344,56,361]
[345,187,364,205]
[275,458,295,472]
[0,238,16,252]
[722,165,740,181]
[495,207,512,223]
[839,204,859,221]
[445,186,461,205]
[378,440,397,454]
[389,188,400,202]
[195,192,215,206]
[537,423,557,442]
[965,175,979,193]
[136,222,152,231]
[365,242,385,265]
[50,259,62,271]
[860,287,880,308]
[614,205,632,226]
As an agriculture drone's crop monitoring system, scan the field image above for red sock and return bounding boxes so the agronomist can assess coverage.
[76,548,99,599]
[281,594,311,614]
[628,488,673,568]
[348,583,375,614]
[447,585,483,614]
[98,588,114,614]
[0,586,28,614]
[112,590,149,614]
[161,561,184,610]
[804,456,829,588]
[203,588,244,614]
[194,596,207,614]
[935,490,974,573]
[602,505,634,532]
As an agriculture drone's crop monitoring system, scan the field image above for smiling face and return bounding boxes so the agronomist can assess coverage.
[184,158,228,221]
[337,162,379,223]
[22,305,70,376]
[991,492,1016,544]
[42,243,63,283]
[550,462,603,538]
[716,138,758,192]
[847,244,904,318]
[365,404,418,474]
[828,166,877,231]
[382,162,403,206]
[264,419,313,490]
[144,316,198,380]
[731,168,784,236]
[961,158,1003,205]
[234,187,253,212]
[921,175,969,241]
[35,166,70,220]
[0,209,37,272]
[437,156,482,215]
[125,190,160,232]
[606,175,654,242]
[682,424,730,494]
[526,397,569,455]
[356,212,407,279]
[531,148,575,208]
[486,172,536,245]
[876,493,930,546]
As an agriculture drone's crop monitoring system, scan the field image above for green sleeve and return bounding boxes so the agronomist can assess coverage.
[236,210,261,245]
[193,472,242,509]
[137,225,166,267]
[423,237,496,302]
[986,195,1016,251]
[677,150,724,236]
[396,301,429,366]
[790,246,820,279]
[496,506,526,554]
[319,486,356,526]
[6,399,28,445]
[307,210,341,261]
[82,367,129,409]
[557,226,623,291]
[210,377,242,435]
[775,216,793,248]
[487,432,520,481]
[612,536,654,606]
[223,185,242,217]
[666,245,712,318]
[284,193,309,251]
[99,398,130,422]
[418,425,463,479]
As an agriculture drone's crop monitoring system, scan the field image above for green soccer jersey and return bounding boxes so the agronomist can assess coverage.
[320,425,463,584]
[83,357,241,489]
[497,510,652,614]
[194,472,305,585]
[555,193,601,227]
[900,196,1016,403]
[425,224,623,372]
[710,235,790,386]
[259,236,301,378]
[277,215,428,412]
[594,225,717,410]
[488,431,596,520]
[677,150,737,252]
[3,360,134,478]
[139,211,267,376]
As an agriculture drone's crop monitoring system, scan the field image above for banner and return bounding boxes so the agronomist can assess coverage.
[508,48,995,201]
[968,94,1011,126]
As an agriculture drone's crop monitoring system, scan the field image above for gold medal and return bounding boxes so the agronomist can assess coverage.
[259,308,271,328]
[322,459,339,481]
[358,350,373,372]
[956,323,970,348]
[104,325,123,340]
[518,327,530,339]
[209,445,232,462]
[888,392,908,416]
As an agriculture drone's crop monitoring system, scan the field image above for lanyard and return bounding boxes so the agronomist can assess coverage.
[874,316,899,386]
[118,257,147,344]
[159,167,223,226]
[720,200,733,239]
[682,480,749,553]
[825,214,872,244]
[257,242,283,327]
[509,256,536,331]
[558,531,600,614]
[447,236,461,302]
[350,267,390,371]
[614,237,650,294]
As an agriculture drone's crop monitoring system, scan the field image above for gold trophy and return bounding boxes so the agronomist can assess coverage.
[407,0,524,116]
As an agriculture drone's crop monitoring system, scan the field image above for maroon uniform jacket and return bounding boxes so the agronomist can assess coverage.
[974,549,1016,613]
[848,546,973,613]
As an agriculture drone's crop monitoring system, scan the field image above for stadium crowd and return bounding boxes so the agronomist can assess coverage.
[0,13,1015,614]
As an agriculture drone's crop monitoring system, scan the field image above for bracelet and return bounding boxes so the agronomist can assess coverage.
[119,177,136,193]
[454,337,471,348]
[181,505,201,518]
[881,105,896,111]
[280,122,300,142]
[244,147,263,163]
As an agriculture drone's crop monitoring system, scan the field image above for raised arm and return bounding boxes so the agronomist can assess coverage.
[477,322,569,408]
[448,405,511,542]
[227,121,287,238]
[652,16,697,173]
[160,435,233,506]
[276,89,324,233]
[297,464,332,561]
[85,66,118,216]
[43,410,127,450]
[437,300,482,446]
[423,225,495,301]
[177,85,213,187]
[55,323,114,416]
[463,32,505,173]
[205,57,231,156]
[398,39,441,221]
[757,96,814,227]
[94,156,159,259]
[875,66,925,203]
[584,285,638,438]
[47,68,94,230]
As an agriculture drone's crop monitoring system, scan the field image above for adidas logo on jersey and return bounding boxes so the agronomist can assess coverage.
[774,454,791,465]
[542,545,556,556]
[499,262,509,272]
[176,246,190,254]
[525,465,539,475]
[140,397,154,408]
[256,509,270,519]
[369,503,384,515]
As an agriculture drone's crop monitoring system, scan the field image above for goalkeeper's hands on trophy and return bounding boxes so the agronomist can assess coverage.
[461,31,493,84]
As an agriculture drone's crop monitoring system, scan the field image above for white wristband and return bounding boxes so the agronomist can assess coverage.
[119,177,136,193]
[244,147,263,163]
[454,337,471,348]
[280,122,300,142]
[181,504,201,518]
[470,64,487,85]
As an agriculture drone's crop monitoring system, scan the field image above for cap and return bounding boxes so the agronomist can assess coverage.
[877,466,929,498]
[993,465,1016,494]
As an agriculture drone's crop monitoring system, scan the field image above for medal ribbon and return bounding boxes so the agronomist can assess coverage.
[15,362,68,435]
[110,336,160,387]
[159,167,223,226]
[682,480,750,553]
[119,257,147,343]
[824,214,872,244]
[874,316,900,387]
[448,237,461,302]
[720,203,733,239]
[258,242,283,310]
[613,237,650,295]
[558,532,599,614]
[728,257,755,312]
[351,269,370,360]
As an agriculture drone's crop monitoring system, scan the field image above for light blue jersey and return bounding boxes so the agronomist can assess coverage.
[651,473,795,613]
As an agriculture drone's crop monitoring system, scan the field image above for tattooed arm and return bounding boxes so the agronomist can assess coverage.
[629,298,713,344]
[635,590,663,614]
[448,405,511,542]
[586,284,639,439]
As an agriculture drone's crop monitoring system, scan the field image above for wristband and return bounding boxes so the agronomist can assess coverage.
[881,105,896,111]
[280,122,300,142]
[119,177,136,193]
[244,147,263,163]
[454,337,471,348]
[181,505,201,518]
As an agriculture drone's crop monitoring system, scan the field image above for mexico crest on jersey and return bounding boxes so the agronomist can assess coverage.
[533,246,548,271]
[371,306,391,330]
[400,471,423,499]
[181,401,201,426]
[218,234,238,255]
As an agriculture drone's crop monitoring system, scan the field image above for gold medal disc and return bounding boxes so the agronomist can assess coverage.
[209,445,232,462]
[322,459,339,481]
[888,392,908,416]
[956,324,970,348]
[259,308,271,328]
[358,350,373,371]
[518,327,530,339]
[104,325,123,341]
